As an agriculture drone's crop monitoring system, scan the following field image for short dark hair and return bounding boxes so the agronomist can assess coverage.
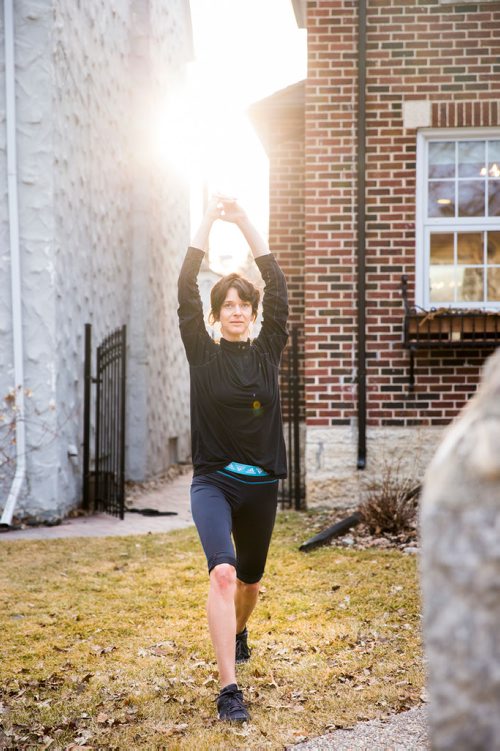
[209,273,260,323]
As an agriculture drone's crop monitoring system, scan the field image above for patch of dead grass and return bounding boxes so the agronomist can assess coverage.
[0,511,423,750]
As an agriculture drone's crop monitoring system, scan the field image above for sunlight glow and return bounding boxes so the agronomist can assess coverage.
[152,0,307,270]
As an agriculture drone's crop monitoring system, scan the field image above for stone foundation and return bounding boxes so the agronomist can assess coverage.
[305,424,445,509]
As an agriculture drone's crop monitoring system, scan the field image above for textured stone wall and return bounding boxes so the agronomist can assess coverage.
[0,8,13,491]
[421,348,500,750]
[0,0,192,520]
[126,0,192,480]
[141,0,191,477]
[51,0,134,517]
[306,424,443,508]
[0,1,59,514]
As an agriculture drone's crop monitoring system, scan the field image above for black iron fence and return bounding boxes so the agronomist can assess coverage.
[279,325,306,510]
[83,324,127,518]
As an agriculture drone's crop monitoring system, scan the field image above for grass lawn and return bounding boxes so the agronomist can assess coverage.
[0,511,423,750]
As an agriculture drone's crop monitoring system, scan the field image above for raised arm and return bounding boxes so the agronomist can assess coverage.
[253,252,289,361]
[190,196,219,252]
[220,198,289,360]
[215,198,270,259]
[177,199,220,365]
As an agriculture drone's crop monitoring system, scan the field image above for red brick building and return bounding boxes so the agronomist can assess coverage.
[250,0,500,505]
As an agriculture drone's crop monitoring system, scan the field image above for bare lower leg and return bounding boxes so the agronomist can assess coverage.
[235,579,260,634]
[207,564,237,688]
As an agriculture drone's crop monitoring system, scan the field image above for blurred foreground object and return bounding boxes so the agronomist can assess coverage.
[420,348,500,751]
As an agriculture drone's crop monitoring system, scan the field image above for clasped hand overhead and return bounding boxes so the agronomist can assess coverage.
[191,194,270,258]
[207,194,247,225]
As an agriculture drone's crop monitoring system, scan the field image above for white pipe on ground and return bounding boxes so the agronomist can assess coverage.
[1,0,26,528]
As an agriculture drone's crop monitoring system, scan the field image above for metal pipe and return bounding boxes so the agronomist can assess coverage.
[1,0,26,528]
[291,326,301,510]
[299,512,363,552]
[285,338,292,510]
[356,0,367,470]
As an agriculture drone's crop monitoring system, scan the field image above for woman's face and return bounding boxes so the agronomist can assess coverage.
[218,287,254,342]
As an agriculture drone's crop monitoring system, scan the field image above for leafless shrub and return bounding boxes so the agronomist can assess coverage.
[358,461,420,535]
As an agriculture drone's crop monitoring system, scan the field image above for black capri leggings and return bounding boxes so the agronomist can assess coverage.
[190,470,279,584]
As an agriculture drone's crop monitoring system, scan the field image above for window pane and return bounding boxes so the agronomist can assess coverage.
[487,268,500,302]
[457,232,483,264]
[458,141,485,178]
[457,267,483,302]
[488,141,500,176]
[458,181,485,217]
[430,265,455,303]
[428,181,455,217]
[487,231,500,263]
[488,180,500,216]
[430,233,454,264]
[428,142,455,179]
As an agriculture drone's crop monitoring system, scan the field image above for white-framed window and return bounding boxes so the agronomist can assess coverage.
[416,128,500,310]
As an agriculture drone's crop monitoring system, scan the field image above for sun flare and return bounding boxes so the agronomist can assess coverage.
[151,0,306,269]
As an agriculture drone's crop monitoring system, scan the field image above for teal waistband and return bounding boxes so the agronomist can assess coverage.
[224,461,269,477]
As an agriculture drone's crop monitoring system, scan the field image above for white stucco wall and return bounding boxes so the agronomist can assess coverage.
[0,0,192,521]
[127,0,192,480]
[0,10,13,496]
[0,2,60,515]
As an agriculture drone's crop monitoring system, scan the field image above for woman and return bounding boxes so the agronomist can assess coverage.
[177,195,288,723]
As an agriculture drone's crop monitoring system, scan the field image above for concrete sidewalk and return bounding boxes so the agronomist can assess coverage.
[0,472,193,542]
[290,707,429,750]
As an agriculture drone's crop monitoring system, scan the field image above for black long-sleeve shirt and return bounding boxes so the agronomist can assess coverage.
[178,247,288,478]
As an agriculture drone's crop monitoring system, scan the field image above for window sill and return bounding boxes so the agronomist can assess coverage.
[406,308,500,347]
[401,275,500,387]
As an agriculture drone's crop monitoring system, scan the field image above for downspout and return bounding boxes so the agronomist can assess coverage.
[1,0,26,527]
[356,0,367,469]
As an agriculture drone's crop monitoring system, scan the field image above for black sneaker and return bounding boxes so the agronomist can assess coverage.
[235,627,251,663]
[216,683,250,722]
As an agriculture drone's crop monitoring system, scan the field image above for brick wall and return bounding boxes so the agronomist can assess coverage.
[269,124,305,329]
[268,121,306,422]
[303,0,500,430]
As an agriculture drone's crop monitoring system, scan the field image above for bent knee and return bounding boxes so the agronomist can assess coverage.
[210,563,237,591]
[237,578,261,594]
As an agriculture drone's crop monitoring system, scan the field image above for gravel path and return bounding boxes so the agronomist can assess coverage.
[289,707,429,750]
